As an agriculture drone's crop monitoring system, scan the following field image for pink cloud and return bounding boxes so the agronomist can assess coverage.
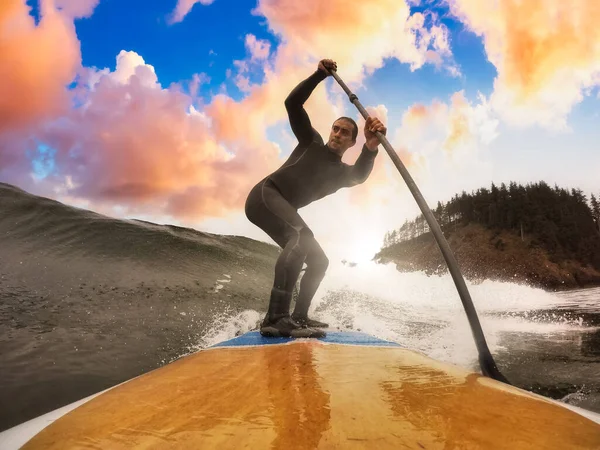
[33,51,283,219]
[246,34,271,61]
[399,91,499,158]
[168,0,214,24]
[54,0,100,19]
[1,0,462,225]
[0,0,81,134]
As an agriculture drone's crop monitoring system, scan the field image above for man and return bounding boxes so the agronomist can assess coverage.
[245,59,386,338]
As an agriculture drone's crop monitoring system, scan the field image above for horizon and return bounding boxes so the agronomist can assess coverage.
[3,176,598,258]
[2,0,599,263]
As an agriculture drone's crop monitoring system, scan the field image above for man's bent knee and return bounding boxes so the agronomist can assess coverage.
[305,248,329,275]
[294,227,328,274]
[298,226,314,240]
[312,254,329,275]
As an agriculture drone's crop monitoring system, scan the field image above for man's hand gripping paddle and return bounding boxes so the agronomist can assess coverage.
[326,65,510,384]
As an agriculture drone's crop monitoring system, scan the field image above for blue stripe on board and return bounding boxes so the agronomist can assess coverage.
[211,331,401,348]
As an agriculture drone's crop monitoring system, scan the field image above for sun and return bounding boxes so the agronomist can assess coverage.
[342,234,383,264]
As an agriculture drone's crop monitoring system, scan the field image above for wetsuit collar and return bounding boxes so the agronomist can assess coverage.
[324,144,343,161]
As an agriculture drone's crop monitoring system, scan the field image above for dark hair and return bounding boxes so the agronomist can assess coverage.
[336,116,358,141]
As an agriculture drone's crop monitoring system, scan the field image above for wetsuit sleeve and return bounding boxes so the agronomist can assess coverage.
[345,144,379,187]
[284,69,328,145]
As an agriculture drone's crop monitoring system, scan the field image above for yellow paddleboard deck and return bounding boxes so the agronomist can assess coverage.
[15,332,600,449]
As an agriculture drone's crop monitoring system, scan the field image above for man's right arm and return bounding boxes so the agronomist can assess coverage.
[284,69,328,145]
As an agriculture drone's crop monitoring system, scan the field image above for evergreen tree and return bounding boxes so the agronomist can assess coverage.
[591,194,600,232]
[380,181,600,268]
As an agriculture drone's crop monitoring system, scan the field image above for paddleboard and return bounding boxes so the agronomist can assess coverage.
[2,330,600,449]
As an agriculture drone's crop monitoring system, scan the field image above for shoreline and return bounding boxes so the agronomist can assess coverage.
[374,223,600,293]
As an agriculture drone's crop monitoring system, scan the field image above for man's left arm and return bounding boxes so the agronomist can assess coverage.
[345,145,378,187]
[345,116,385,187]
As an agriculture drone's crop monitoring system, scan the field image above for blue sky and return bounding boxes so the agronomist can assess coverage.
[27,0,495,104]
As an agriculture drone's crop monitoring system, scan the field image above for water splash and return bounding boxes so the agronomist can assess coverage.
[188,307,261,352]
[193,260,597,372]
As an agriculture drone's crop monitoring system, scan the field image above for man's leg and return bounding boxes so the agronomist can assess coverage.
[245,179,325,338]
[261,227,327,336]
[291,236,329,328]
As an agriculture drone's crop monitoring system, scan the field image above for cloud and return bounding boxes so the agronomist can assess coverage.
[444,91,499,154]
[246,34,271,61]
[0,0,82,134]
[229,34,272,93]
[168,0,214,24]
[0,0,101,185]
[252,0,455,84]
[2,0,463,226]
[31,51,283,219]
[399,91,498,158]
[54,0,100,19]
[448,0,600,129]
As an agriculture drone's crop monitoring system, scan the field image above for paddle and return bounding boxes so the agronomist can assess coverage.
[328,68,510,384]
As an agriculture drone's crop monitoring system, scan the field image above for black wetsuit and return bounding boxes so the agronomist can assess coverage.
[244,68,378,326]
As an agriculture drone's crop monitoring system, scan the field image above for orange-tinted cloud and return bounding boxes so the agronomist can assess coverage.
[444,92,471,154]
[168,0,214,24]
[405,104,428,123]
[399,91,498,159]
[448,0,600,128]
[254,0,456,83]
[0,0,81,134]
[35,51,283,219]
[1,0,460,224]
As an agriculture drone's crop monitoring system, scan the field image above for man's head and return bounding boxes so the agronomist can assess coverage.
[327,117,357,155]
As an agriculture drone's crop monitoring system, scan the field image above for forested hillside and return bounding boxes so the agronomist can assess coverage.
[376,181,600,289]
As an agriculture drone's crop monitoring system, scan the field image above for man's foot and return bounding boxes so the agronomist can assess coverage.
[260,317,326,338]
[291,314,329,328]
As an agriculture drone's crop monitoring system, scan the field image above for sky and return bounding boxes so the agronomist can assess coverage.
[1,0,600,264]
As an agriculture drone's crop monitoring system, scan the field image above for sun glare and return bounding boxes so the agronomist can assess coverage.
[341,234,383,265]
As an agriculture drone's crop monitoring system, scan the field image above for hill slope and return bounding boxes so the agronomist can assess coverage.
[375,223,600,290]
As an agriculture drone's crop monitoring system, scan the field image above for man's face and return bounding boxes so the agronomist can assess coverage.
[327,119,356,154]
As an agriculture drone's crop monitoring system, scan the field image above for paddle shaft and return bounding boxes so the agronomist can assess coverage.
[329,69,509,384]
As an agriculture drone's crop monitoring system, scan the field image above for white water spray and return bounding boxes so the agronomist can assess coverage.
[194,261,596,371]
